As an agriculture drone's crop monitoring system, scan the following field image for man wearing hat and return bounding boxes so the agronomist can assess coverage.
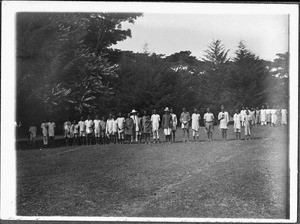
[130,109,139,143]
[151,109,160,143]
[161,107,173,143]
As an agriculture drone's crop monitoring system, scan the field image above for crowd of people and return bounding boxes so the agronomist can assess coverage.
[27,105,288,148]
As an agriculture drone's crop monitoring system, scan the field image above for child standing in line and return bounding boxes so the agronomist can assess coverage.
[47,119,56,147]
[170,108,177,143]
[85,115,94,145]
[41,120,48,148]
[180,107,191,142]
[116,112,125,144]
[191,108,201,143]
[100,116,107,144]
[203,107,214,142]
[94,115,101,145]
[72,120,79,146]
[142,110,152,144]
[106,113,115,144]
[78,117,86,145]
[151,109,161,143]
[125,113,134,144]
[63,119,71,146]
[218,105,229,141]
[161,107,173,143]
[244,110,252,140]
[29,125,37,148]
[233,109,242,140]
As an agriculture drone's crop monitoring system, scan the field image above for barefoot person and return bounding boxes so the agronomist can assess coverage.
[116,112,125,144]
[191,108,201,143]
[94,115,101,145]
[130,109,140,143]
[125,113,134,143]
[63,118,71,146]
[233,109,242,140]
[218,105,229,141]
[180,107,191,142]
[41,120,48,148]
[85,115,94,145]
[142,110,151,144]
[161,107,173,143]
[244,109,252,140]
[203,107,214,141]
[48,119,56,147]
[170,108,177,143]
[151,109,160,143]
[78,117,86,146]
[29,125,37,148]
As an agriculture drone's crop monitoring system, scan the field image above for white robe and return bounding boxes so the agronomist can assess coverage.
[151,114,160,131]
[191,113,201,131]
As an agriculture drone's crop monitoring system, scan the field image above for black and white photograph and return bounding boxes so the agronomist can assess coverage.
[1,1,298,222]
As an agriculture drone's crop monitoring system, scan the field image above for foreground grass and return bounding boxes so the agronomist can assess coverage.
[17,125,288,218]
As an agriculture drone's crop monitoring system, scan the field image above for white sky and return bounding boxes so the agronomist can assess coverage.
[113,14,288,61]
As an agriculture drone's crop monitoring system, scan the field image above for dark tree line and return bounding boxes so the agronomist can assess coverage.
[16,13,289,136]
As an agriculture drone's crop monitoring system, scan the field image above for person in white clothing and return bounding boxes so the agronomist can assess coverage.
[244,110,252,140]
[106,114,114,144]
[218,105,229,141]
[260,105,266,126]
[191,109,201,142]
[265,105,271,125]
[240,107,246,127]
[203,107,214,141]
[78,117,86,145]
[116,112,125,144]
[47,120,56,147]
[130,109,140,143]
[233,109,242,140]
[94,115,101,145]
[72,120,79,146]
[281,108,287,125]
[170,108,177,143]
[85,115,94,145]
[271,106,277,126]
[63,119,71,146]
[41,120,48,147]
[151,109,160,143]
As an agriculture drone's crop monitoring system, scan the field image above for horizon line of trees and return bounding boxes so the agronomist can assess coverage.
[17,12,289,135]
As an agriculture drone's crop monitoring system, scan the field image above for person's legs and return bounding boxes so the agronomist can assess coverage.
[172,130,176,142]
[186,129,190,142]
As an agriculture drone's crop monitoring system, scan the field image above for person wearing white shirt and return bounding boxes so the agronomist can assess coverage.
[191,109,201,142]
[63,119,71,146]
[130,109,140,143]
[78,117,86,145]
[94,115,101,145]
[244,110,252,140]
[281,108,287,125]
[240,107,246,127]
[47,120,56,147]
[271,106,277,126]
[116,112,125,144]
[72,120,79,146]
[233,109,242,140]
[203,107,214,142]
[260,105,266,126]
[151,109,161,143]
[265,105,271,125]
[170,108,178,143]
[106,114,115,144]
[85,115,94,145]
[218,105,229,141]
[41,121,48,147]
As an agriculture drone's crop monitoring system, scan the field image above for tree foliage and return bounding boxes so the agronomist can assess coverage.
[16,14,289,136]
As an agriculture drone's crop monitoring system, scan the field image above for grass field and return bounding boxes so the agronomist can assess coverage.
[17,125,289,218]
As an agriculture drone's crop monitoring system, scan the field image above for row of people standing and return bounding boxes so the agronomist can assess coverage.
[28,105,288,148]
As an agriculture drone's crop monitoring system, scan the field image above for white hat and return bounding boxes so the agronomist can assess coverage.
[164,107,170,112]
[131,109,137,113]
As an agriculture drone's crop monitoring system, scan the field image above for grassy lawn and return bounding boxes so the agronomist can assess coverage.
[17,125,289,218]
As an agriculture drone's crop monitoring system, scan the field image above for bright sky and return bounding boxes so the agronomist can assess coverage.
[113,14,288,61]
